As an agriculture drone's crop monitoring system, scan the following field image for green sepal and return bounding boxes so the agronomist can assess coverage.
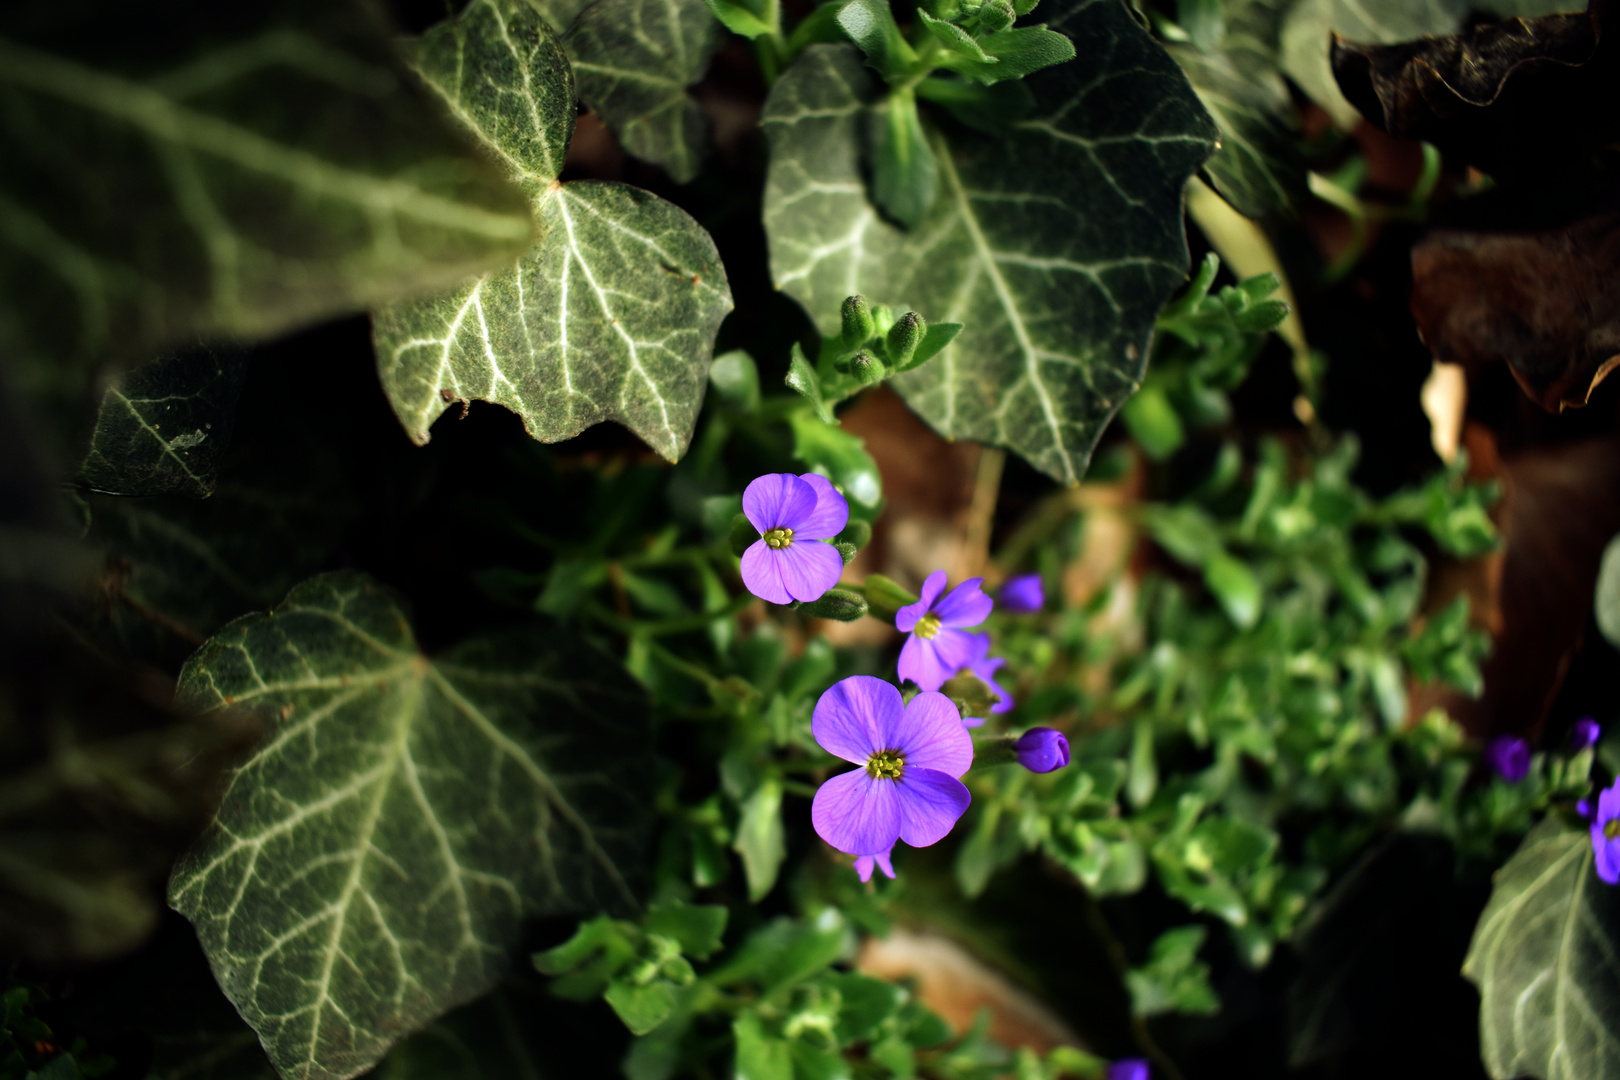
[836,0,917,77]
[841,294,876,347]
[786,342,835,423]
[838,519,872,549]
[701,0,775,38]
[799,587,869,621]
[941,670,1001,718]
[900,321,962,371]
[870,89,938,229]
[834,541,859,564]
[915,76,1034,133]
[862,573,919,622]
[940,25,1076,84]
[729,513,760,557]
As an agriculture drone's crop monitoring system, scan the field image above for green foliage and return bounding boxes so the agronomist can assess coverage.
[0,0,533,374]
[1,986,114,1080]
[168,572,653,1080]
[1126,926,1220,1017]
[762,0,1218,482]
[1464,818,1620,1080]
[1594,532,1620,650]
[373,0,733,461]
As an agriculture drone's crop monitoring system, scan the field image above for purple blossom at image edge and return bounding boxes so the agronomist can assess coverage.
[998,573,1045,614]
[1107,1059,1151,1080]
[1485,735,1530,783]
[738,472,849,605]
[1593,780,1620,885]
[810,675,974,863]
[895,570,993,691]
[1574,717,1601,749]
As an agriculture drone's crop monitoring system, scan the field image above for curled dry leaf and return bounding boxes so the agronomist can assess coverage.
[1410,213,1620,412]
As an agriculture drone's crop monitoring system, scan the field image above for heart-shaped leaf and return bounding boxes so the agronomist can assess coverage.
[169,571,652,1080]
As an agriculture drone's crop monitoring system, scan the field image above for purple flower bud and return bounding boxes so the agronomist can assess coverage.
[1573,717,1601,749]
[998,573,1045,614]
[1579,798,1594,818]
[1592,778,1620,885]
[1106,1059,1150,1080]
[1485,735,1530,783]
[1013,728,1070,774]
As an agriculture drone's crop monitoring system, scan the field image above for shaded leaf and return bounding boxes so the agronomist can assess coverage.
[0,0,533,372]
[1598,532,1620,650]
[1463,817,1620,1080]
[1331,4,1617,187]
[168,571,653,1080]
[80,344,249,498]
[733,778,786,902]
[1409,212,1620,412]
[374,0,733,462]
[762,0,1217,483]
[569,0,723,183]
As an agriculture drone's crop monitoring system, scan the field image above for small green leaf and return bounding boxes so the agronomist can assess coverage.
[1203,551,1261,629]
[786,343,833,423]
[169,572,653,1080]
[710,349,762,410]
[80,344,249,498]
[1126,925,1220,1017]
[733,778,786,901]
[1595,532,1620,650]
[646,900,729,959]
[605,980,677,1036]
[789,412,882,512]
[1464,817,1620,1080]
[835,0,916,78]
[869,90,937,230]
[701,0,776,40]
[1119,382,1186,461]
[942,25,1076,84]
[733,1012,792,1080]
[569,0,723,183]
[917,10,994,63]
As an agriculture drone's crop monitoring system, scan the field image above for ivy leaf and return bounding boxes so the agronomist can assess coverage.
[374,0,733,463]
[762,0,1217,483]
[80,344,249,498]
[1463,817,1620,1080]
[168,572,653,1080]
[568,0,722,183]
[0,0,534,372]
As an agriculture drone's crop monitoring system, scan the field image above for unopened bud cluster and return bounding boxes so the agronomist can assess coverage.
[836,294,933,384]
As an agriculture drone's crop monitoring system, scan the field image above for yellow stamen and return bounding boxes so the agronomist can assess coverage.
[866,748,905,780]
[914,614,942,640]
[764,527,794,549]
[1606,819,1619,841]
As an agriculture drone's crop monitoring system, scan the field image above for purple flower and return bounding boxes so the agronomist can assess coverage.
[895,571,993,691]
[1580,798,1594,818]
[854,846,895,883]
[999,573,1045,614]
[739,473,849,605]
[1592,779,1620,884]
[810,676,973,859]
[1013,728,1070,773]
[1107,1060,1150,1080]
[1574,717,1601,749]
[1485,735,1530,782]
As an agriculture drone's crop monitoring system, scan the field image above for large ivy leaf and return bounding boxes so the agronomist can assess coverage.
[80,344,249,498]
[374,0,733,462]
[569,0,723,183]
[1463,817,1620,1080]
[168,572,652,1080]
[761,0,1217,483]
[0,0,533,372]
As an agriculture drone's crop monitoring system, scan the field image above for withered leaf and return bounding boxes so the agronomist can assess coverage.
[1410,213,1620,411]
[1332,1,1620,187]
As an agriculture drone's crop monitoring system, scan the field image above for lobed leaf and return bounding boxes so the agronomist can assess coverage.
[168,572,652,1080]
[762,0,1216,482]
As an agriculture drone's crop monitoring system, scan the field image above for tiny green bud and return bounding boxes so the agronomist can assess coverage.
[841,294,875,347]
[979,0,1014,31]
[886,311,926,366]
[851,352,884,385]
[728,512,758,557]
[833,541,858,564]
[862,573,920,622]
[798,587,870,621]
[871,303,896,339]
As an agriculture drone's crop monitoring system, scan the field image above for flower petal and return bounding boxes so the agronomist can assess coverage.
[778,539,844,602]
[742,473,817,534]
[898,634,955,691]
[793,473,850,539]
[1596,826,1620,885]
[853,845,896,882]
[894,768,971,848]
[886,690,973,776]
[1600,782,1620,825]
[970,654,1014,714]
[812,767,903,856]
[895,570,947,632]
[813,675,899,764]
[739,541,791,604]
[934,577,992,627]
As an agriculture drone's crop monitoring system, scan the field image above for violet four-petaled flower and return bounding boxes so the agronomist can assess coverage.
[1574,717,1602,749]
[854,846,896,883]
[895,570,993,691]
[1014,728,1070,773]
[1485,735,1530,783]
[1107,1059,1150,1080]
[999,573,1045,614]
[810,676,973,861]
[739,473,849,605]
[1592,779,1620,885]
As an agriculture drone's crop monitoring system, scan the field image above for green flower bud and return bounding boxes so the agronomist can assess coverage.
[851,352,884,385]
[798,587,870,621]
[833,541,858,565]
[886,311,926,367]
[841,294,875,347]
[870,303,896,339]
[979,0,1014,31]
[862,573,920,622]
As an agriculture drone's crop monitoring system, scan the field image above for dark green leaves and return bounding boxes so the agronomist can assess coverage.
[169,572,652,1080]
[0,0,533,371]
[569,0,723,183]
[1463,817,1620,1080]
[80,344,248,498]
[762,0,1217,482]
[374,0,733,462]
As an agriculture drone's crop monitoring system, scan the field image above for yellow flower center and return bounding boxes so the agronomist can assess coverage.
[914,614,942,640]
[1606,819,1619,841]
[764,527,794,549]
[866,749,905,780]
